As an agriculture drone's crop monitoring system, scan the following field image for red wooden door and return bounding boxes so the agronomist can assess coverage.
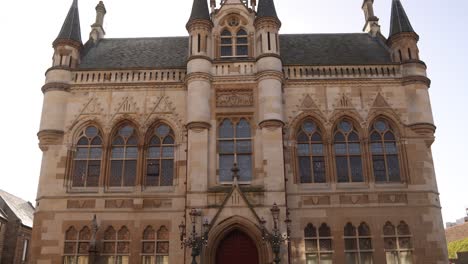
[215,230,259,264]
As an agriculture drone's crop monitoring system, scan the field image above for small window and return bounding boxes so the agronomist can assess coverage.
[141,226,170,264]
[236,29,248,57]
[344,223,374,263]
[370,119,401,182]
[63,227,90,264]
[102,226,130,264]
[145,124,175,187]
[221,30,233,57]
[220,28,249,58]
[296,120,326,184]
[218,118,252,182]
[72,126,103,188]
[304,223,333,263]
[383,222,413,264]
[333,119,364,183]
[110,125,138,187]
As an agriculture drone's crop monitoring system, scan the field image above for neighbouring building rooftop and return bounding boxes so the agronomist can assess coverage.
[0,190,34,228]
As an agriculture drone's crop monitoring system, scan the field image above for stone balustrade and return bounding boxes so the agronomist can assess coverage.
[283,65,402,80]
[73,69,187,84]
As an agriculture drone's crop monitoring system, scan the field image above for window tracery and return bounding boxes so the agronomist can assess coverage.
[296,119,326,184]
[141,226,170,264]
[304,223,333,263]
[63,226,90,264]
[369,119,401,182]
[333,119,364,183]
[110,125,138,187]
[102,226,130,264]
[72,126,102,187]
[145,124,175,187]
[383,222,413,264]
[344,223,374,263]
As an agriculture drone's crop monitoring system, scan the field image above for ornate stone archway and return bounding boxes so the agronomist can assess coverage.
[202,216,272,264]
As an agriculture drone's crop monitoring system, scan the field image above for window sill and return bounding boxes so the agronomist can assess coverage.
[105,187,137,193]
[67,187,99,193]
[298,183,331,191]
[142,186,176,193]
[373,182,408,189]
[336,182,369,190]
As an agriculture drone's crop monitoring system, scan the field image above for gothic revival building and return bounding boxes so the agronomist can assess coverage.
[32,0,448,263]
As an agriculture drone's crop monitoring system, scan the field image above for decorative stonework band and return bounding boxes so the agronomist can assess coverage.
[259,119,285,129]
[41,82,71,93]
[256,70,284,82]
[402,76,431,87]
[187,55,213,64]
[186,121,211,131]
[37,130,65,151]
[185,72,213,84]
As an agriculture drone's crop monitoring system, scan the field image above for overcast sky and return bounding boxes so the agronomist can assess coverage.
[0,0,466,224]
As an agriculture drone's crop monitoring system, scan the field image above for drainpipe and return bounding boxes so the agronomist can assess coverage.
[282,126,291,264]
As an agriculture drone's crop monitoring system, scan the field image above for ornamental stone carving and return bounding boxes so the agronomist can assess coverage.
[216,89,254,107]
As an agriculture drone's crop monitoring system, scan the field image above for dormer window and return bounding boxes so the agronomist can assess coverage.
[220,28,249,58]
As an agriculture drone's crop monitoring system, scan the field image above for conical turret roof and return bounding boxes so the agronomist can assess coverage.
[389,0,415,37]
[188,0,211,22]
[55,0,82,46]
[257,0,279,19]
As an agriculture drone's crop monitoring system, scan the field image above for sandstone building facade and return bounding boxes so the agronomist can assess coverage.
[32,0,448,263]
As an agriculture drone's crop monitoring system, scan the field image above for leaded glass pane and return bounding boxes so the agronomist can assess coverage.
[349,132,359,141]
[345,238,357,250]
[297,132,309,142]
[237,37,248,44]
[311,144,324,155]
[85,126,99,137]
[90,136,102,145]
[89,148,102,159]
[348,143,361,154]
[336,157,349,182]
[66,228,78,240]
[118,228,130,240]
[119,126,134,138]
[78,242,89,254]
[237,29,247,36]
[383,223,396,236]
[146,161,160,186]
[387,155,401,182]
[399,251,413,264]
[111,147,125,159]
[112,136,125,145]
[385,142,398,154]
[370,132,381,141]
[156,256,169,264]
[372,156,386,182]
[360,253,374,264]
[103,242,115,254]
[127,136,138,145]
[236,140,252,153]
[64,242,76,254]
[142,242,155,254]
[219,120,234,138]
[350,157,363,182]
[320,239,332,251]
[163,136,174,145]
[221,46,233,57]
[299,157,312,183]
[236,45,248,56]
[397,223,411,236]
[306,254,318,264]
[150,137,160,146]
[297,144,310,156]
[345,252,358,264]
[72,161,86,187]
[334,132,345,142]
[142,256,155,264]
[238,155,252,181]
[358,223,371,236]
[344,224,356,236]
[375,120,388,132]
[359,238,373,250]
[219,155,235,182]
[339,121,353,132]
[384,132,396,141]
[221,38,232,45]
[87,160,100,187]
[386,252,399,264]
[370,143,383,154]
[104,228,116,240]
[64,256,76,264]
[157,242,169,254]
[236,119,251,138]
[158,227,169,240]
[148,147,161,159]
[384,238,397,250]
[304,225,317,237]
[305,239,318,251]
[77,137,89,146]
[313,157,326,183]
[319,225,331,237]
[311,133,322,142]
[76,148,89,159]
[162,147,174,158]
[221,30,231,36]
[219,141,235,154]
[334,143,347,155]
[117,242,130,254]
[143,227,155,240]
[126,147,138,159]
[156,125,170,137]
[161,160,174,186]
[303,121,316,134]
[123,160,136,186]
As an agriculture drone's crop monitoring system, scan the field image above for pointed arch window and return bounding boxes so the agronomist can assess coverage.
[220,28,249,58]
[142,226,170,264]
[72,126,102,187]
[304,223,333,263]
[218,118,252,182]
[110,125,138,187]
[296,120,326,183]
[344,223,373,264]
[383,222,413,264]
[370,119,401,182]
[145,124,175,187]
[334,120,364,183]
[102,226,130,264]
[63,226,90,264]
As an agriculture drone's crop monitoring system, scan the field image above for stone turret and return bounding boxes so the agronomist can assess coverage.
[388,0,420,63]
[90,1,107,42]
[362,0,380,37]
[254,0,283,127]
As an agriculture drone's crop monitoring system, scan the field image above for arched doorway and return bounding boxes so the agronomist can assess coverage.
[215,229,259,264]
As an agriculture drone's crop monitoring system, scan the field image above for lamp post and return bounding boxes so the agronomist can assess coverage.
[179,209,210,264]
[260,203,291,264]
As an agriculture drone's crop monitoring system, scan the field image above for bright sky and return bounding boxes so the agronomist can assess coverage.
[0,0,466,224]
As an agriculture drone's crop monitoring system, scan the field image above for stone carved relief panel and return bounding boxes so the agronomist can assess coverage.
[378,193,408,204]
[105,199,133,209]
[67,200,96,209]
[340,194,369,205]
[142,199,172,209]
[216,89,253,107]
[301,196,331,206]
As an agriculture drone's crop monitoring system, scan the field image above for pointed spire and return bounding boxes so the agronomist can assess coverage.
[188,0,211,23]
[54,0,82,47]
[389,0,415,37]
[256,0,279,20]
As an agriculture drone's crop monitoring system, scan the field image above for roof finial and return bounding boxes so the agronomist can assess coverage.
[90,1,107,43]
[362,0,380,37]
[54,0,82,47]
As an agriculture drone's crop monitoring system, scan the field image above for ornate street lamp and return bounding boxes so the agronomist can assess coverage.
[179,209,210,264]
[260,203,292,264]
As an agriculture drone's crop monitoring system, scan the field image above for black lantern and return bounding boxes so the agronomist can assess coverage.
[179,209,210,264]
[260,203,291,264]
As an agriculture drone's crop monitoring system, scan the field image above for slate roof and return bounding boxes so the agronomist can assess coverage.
[78,33,392,69]
[188,0,211,22]
[389,0,415,37]
[256,0,279,19]
[55,0,82,45]
[0,190,34,228]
